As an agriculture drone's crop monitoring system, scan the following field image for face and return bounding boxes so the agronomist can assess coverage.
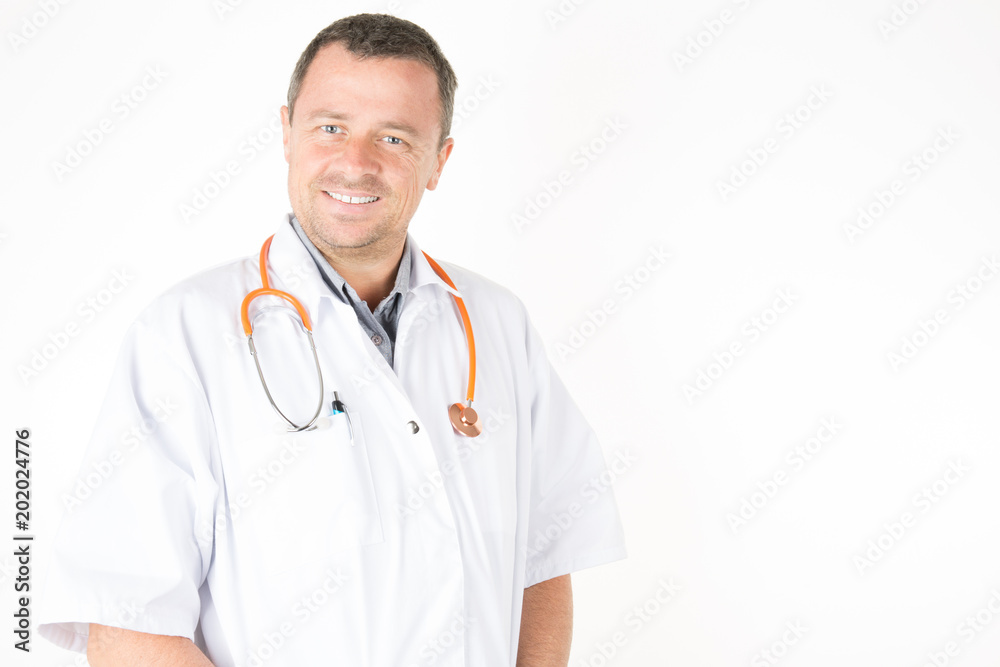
[281,43,453,262]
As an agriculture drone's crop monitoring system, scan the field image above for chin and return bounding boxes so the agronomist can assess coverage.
[325,223,387,250]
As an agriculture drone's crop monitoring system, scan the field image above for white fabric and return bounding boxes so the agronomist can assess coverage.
[37,214,627,666]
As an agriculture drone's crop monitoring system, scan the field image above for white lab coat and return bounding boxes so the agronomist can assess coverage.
[38,215,627,666]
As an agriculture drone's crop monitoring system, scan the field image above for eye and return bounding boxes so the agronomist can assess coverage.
[382,136,404,145]
[320,125,343,134]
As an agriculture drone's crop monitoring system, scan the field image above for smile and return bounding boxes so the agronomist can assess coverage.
[325,191,380,204]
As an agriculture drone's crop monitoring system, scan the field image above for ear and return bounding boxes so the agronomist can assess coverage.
[280,105,292,163]
[425,137,455,191]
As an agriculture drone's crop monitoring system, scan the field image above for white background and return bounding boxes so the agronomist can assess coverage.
[3,0,1000,665]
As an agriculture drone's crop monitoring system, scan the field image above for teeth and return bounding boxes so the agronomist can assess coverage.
[326,191,379,204]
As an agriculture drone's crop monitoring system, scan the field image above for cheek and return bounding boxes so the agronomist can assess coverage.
[296,160,325,191]
[293,144,325,175]
[385,164,421,198]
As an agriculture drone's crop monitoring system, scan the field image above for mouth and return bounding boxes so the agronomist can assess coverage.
[324,191,381,205]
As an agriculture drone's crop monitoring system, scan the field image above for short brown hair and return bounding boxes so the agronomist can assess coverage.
[287,13,458,149]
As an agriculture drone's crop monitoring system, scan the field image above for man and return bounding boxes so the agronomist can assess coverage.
[39,14,626,666]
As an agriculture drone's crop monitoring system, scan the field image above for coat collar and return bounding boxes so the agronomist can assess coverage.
[264,213,461,323]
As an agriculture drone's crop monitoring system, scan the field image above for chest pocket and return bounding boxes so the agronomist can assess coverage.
[237,411,384,574]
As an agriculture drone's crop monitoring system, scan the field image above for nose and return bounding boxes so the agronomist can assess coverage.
[335,136,379,182]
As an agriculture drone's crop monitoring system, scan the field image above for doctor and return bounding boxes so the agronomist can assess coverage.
[38,13,626,666]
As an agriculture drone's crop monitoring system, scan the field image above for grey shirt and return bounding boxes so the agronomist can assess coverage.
[290,215,410,367]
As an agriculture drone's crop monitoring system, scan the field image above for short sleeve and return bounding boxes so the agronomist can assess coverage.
[37,315,219,654]
[522,320,627,587]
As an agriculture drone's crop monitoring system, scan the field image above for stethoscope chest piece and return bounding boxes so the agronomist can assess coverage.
[449,403,482,437]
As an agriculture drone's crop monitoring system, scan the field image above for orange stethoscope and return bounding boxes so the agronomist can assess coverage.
[240,235,482,437]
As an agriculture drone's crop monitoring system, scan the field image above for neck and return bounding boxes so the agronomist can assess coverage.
[321,240,405,313]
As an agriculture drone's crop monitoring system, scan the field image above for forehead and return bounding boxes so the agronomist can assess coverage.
[296,43,440,126]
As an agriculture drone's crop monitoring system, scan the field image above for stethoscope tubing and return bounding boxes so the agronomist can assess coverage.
[239,234,479,435]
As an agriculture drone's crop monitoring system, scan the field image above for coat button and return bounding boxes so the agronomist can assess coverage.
[407,420,420,434]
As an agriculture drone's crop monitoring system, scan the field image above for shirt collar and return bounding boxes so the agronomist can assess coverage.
[289,214,412,309]
[264,214,461,319]
[408,241,462,298]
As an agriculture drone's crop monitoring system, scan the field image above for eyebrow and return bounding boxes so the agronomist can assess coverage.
[305,109,422,137]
